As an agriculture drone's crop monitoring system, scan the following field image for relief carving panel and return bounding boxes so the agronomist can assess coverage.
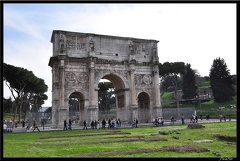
[66,36,87,51]
[65,72,89,91]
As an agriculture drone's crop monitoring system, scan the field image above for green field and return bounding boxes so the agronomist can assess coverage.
[161,91,236,117]
[3,121,236,158]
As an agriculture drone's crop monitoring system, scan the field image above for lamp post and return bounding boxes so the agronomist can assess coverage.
[41,106,44,130]
[198,90,202,117]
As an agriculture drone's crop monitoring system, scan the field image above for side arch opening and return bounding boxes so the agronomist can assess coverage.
[138,92,150,123]
[68,92,85,124]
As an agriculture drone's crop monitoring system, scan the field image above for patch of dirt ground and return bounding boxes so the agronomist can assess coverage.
[214,134,236,142]
[34,137,168,146]
[66,145,209,157]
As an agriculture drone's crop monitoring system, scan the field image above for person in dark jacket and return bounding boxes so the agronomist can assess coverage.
[108,118,112,129]
[91,120,95,129]
[63,120,67,130]
[83,120,87,129]
[102,119,106,129]
[135,119,138,128]
[68,119,72,130]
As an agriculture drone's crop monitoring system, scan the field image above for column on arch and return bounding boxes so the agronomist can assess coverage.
[58,54,68,127]
[152,65,162,118]
[88,59,98,122]
[129,64,138,122]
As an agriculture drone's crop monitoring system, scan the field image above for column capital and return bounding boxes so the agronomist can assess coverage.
[129,64,136,72]
[153,65,159,74]
[89,61,95,69]
[58,53,67,60]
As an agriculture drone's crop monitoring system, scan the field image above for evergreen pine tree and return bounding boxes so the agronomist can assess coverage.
[182,64,198,99]
[209,57,235,102]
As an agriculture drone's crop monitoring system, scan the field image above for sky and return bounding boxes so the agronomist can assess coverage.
[3,3,236,107]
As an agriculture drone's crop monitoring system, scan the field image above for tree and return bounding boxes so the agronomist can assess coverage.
[160,75,182,98]
[3,97,13,113]
[182,64,198,99]
[3,63,48,123]
[98,81,115,114]
[209,57,235,102]
[159,62,186,110]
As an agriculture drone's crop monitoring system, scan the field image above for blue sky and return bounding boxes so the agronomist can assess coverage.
[3,3,236,107]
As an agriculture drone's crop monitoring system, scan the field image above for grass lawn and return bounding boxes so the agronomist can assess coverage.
[3,121,236,158]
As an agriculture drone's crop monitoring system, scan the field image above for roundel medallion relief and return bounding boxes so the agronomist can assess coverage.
[66,72,76,82]
[77,73,88,83]
[143,74,152,84]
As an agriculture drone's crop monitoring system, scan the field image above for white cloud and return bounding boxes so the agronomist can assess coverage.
[4,9,46,40]
[3,3,236,107]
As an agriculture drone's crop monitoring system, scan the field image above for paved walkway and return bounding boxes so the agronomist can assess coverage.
[10,119,236,133]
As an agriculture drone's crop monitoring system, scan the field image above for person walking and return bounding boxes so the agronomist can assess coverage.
[21,120,25,128]
[111,119,115,129]
[68,119,72,130]
[102,119,106,129]
[32,119,40,132]
[117,118,121,128]
[63,120,67,130]
[223,115,226,122]
[160,117,164,126]
[219,115,222,122]
[171,116,174,125]
[83,120,87,129]
[94,120,97,129]
[91,120,95,129]
[7,120,13,132]
[181,114,185,124]
[135,119,138,128]
[108,118,112,129]
[3,123,7,133]
[228,114,231,121]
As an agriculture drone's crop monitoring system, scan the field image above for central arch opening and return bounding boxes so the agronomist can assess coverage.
[98,74,126,122]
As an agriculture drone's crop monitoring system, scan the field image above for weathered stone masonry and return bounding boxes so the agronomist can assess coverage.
[48,30,162,128]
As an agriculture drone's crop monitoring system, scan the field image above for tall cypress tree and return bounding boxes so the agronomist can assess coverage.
[182,64,198,99]
[209,57,235,102]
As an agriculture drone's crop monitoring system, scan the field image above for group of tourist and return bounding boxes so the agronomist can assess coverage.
[219,115,227,122]
[63,119,72,130]
[3,119,13,133]
[82,118,122,130]
[152,117,164,126]
[90,120,99,129]
[132,118,139,128]
[190,114,198,123]
[108,118,122,129]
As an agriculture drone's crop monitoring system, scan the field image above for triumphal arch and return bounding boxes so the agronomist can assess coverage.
[48,30,162,128]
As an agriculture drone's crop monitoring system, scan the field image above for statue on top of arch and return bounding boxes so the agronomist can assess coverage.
[129,41,136,55]
[89,38,95,52]
[152,43,159,63]
[59,34,66,50]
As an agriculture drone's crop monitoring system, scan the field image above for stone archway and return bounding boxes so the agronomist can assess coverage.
[138,92,151,123]
[98,73,128,121]
[48,30,162,128]
[68,92,85,125]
